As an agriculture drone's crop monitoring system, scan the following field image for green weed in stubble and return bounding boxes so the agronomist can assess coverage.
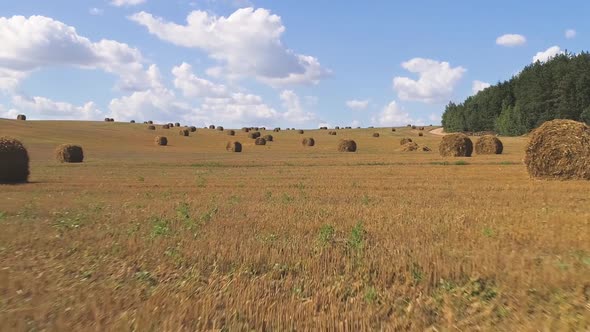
[348,221,365,252]
[0,211,6,221]
[364,286,379,304]
[151,216,172,238]
[317,224,335,246]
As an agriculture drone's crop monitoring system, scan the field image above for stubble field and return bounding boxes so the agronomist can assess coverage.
[0,119,589,331]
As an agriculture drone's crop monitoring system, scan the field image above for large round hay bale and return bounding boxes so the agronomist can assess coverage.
[0,137,29,183]
[329,131,337,136]
[418,132,424,137]
[263,134,273,142]
[155,136,167,146]
[439,133,473,157]
[217,126,224,131]
[147,121,153,125]
[17,114,26,121]
[227,130,236,136]
[302,138,315,146]
[400,137,413,145]
[524,119,590,180]
[130,120,136,123]
[174,122,180,127]
[209,125,215,129]
[226,141,242,152]
[55,144,84,163]
[401,142,419,151]
[475,135,503,155]
[189,126,197,132]
[248,132,261,139]
[274,128,281,132]
[147,125,156,130]
[297,130,304,134]
[162,124,170,129]
[372,133,380,137]
[338,139,357,152]
[179,129,189,136]
[255,137,267,145]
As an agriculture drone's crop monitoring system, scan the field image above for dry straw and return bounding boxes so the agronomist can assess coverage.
[401,142,419,151]
[0,137,29,183]
[475,135,503,155]
[338,139,357,152]
[524,119,590,180]
[55,144,84,163]
[400,137,413,145]
[439,133,473,157]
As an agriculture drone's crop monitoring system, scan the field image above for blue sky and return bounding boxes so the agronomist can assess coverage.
[0,0,588,128]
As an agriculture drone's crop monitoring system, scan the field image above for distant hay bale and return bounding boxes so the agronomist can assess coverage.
[421,146,432,152]
[524,119,590,180]
[0,137,29,183]
[418,132,424,137]
[130,120,136,123]
[329,131,337,135]
[391,128,396,132]
[407,124,412,127]
[55,144,84,163]
[319,126,328,130]
[335,126,340,130]
[255,137,267,145]
[104,117,110,122]
[17,114,26,121]
[297,130,304,134]
[189,126,197,132]
[439,133,473,157]
[155,136,167,146]
[147,121,153,125]
[248,132,261,139]
[143,121,148,124]
[162,124,170,129]
[226,141,242,152]
[242,127,250,132]
[401,142,419,151]
[261,127,266,131]
[147,125,156,130]
[475,135,503,155]
[419,127,425,130]
[263,134,274,142]
[179,129,189,136]
[372,133,380,137]
[274,128,281,132]
[227,130,236,136]
[338,139,357,152]
[217,126,224,131]
[254,127,260,131]
[302,137,315,146]
[400,137,413,145]
[209,125,215,129]
[174,122,180,127]
[411,125,417,129]
[345,126,352,129]
[368,126,374,129]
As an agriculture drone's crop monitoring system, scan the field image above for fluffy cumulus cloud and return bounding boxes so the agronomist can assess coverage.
[346,99,369,111]
[472,80,491,94]
[172,62,228,98]
[110,0,146,7]
[372,101,414,126]
[565,29,576,39]
[0,15,154,92]
[496,34,526,47]
[393,58,466,103]
[12,95,102,120]
[129,8,329,86]
[280,90,316,123]
[532,46,563,63]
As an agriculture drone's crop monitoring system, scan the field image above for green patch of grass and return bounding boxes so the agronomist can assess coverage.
[281,193,294,204]
[0,211,6,221]
[364,286,379,304]
[454,160,469,165]
[54,211,88,231]
[196,175,207,188]
[429,161,450,166]
[135,271,158,287]
[151,217,172,238]
[317,224,335,246]
[411,263,424,284]
[264,191,273,200]
[191,161,223,168]
[497,161,519,165]
[137,176,145,182]
[482,227,496,238]
[348,221,365,252]
[361,194,371,206]
[200,206,218,224]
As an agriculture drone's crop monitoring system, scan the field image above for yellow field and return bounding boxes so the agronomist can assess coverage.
[1,119,589,331]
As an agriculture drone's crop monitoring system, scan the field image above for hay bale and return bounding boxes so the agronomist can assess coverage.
[418,132,424,137]
[372,133,380,137]
[162,124,170,129]
[227,130,236,136]
[401,142,419,151]
[338,139,357,152]
[329,131,337,136]
[254,127,260,131]
[104,117,110,122]
[421,146,432,152]
[147,121,153,125]
[407,124,412,127]
[439,133,473,157]
[274,128,281,132]
[242,127,251,132]
[130,120,136,123]
[400,137,413,145]
[524,119,590,180]
[345,126,352,129]
[226,141,242,152]
[297,130,304,134]
[248,132,261,139]
[0,137,29,183]
[263,134,273,142]
[261,127,266,131]
[174,122,180,127]
[255,137,267,145]
[155,136,168,146]
[475,135,503,155]
[17,114,26,121]
[419,127,425,130]
[147,125,156,130]
[209,125,215,129]
[189,126,197,132]
[319,126,328,130]
[217,126,224,131]
[55,144,84,163]
[302,138,315,146]
[411,125,417,129]
[335,126,340,130]
[179,129,189,136]
[391,128,396,132]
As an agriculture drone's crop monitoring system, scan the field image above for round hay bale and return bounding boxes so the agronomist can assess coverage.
[217,126,224,131]
[302,138,315,146]
[179,129,189,136]
[338,139,357,152]
[329,131,337,136]
[55,144,84,163]
[227,130,236,136]
[226,141,242,152]
[162,124,170,129]
[104,117,110,122]
[17,114,26,121]
[209,125,215,129]
[400,137,413,145]
[475,135,503,155]
[147,125,156,130]
[401,142,419,151]
[421,146,432,152]
[411,125,417,129]
[0,137,29,183]
[407,124,412,127]
[391,128,396,132]
[189,126,197,132]
[274,128,281,132]
[524,119,590,180]
[319,126,328,130]
[419,127,425,130]
[261,127,266,131]
[255,137,267,145]
[418,132,424,137]
[263,134,273,142]
[254,127,260,131]
[248,132,261,139]
[155,136,167,146]
[174,122,180,127]
[372,133,380,137]
[345,126,352,129]
[335,126,340,130]
[130,120,136,123]
[147,121,153,125]
[242,127,251,132]
[439,133,473,157]
[297,130,304,134]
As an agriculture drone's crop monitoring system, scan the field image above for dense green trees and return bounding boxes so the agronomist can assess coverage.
[442,52,590,135]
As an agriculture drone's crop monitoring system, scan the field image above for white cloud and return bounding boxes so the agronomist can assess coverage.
[89,8,104,16]
[428,112,441,124]
[12,95,102,120]
[496,34,526,47]
[393,58,466,103]
[373,101,413,126]
[280,90,316,123]
[346,99,369,111]
[201,93,280,127]
[0,15,153,91]
[110,0,146,7]
[129,8,329,86]
[172,62,228,98]
[532,46,563,63]
[565,29,576,39]
[472,80,491,94]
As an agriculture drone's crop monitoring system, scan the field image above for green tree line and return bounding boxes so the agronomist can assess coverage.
[442,52,590,135]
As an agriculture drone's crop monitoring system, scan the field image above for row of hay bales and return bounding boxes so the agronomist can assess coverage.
[438,134,502,157]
